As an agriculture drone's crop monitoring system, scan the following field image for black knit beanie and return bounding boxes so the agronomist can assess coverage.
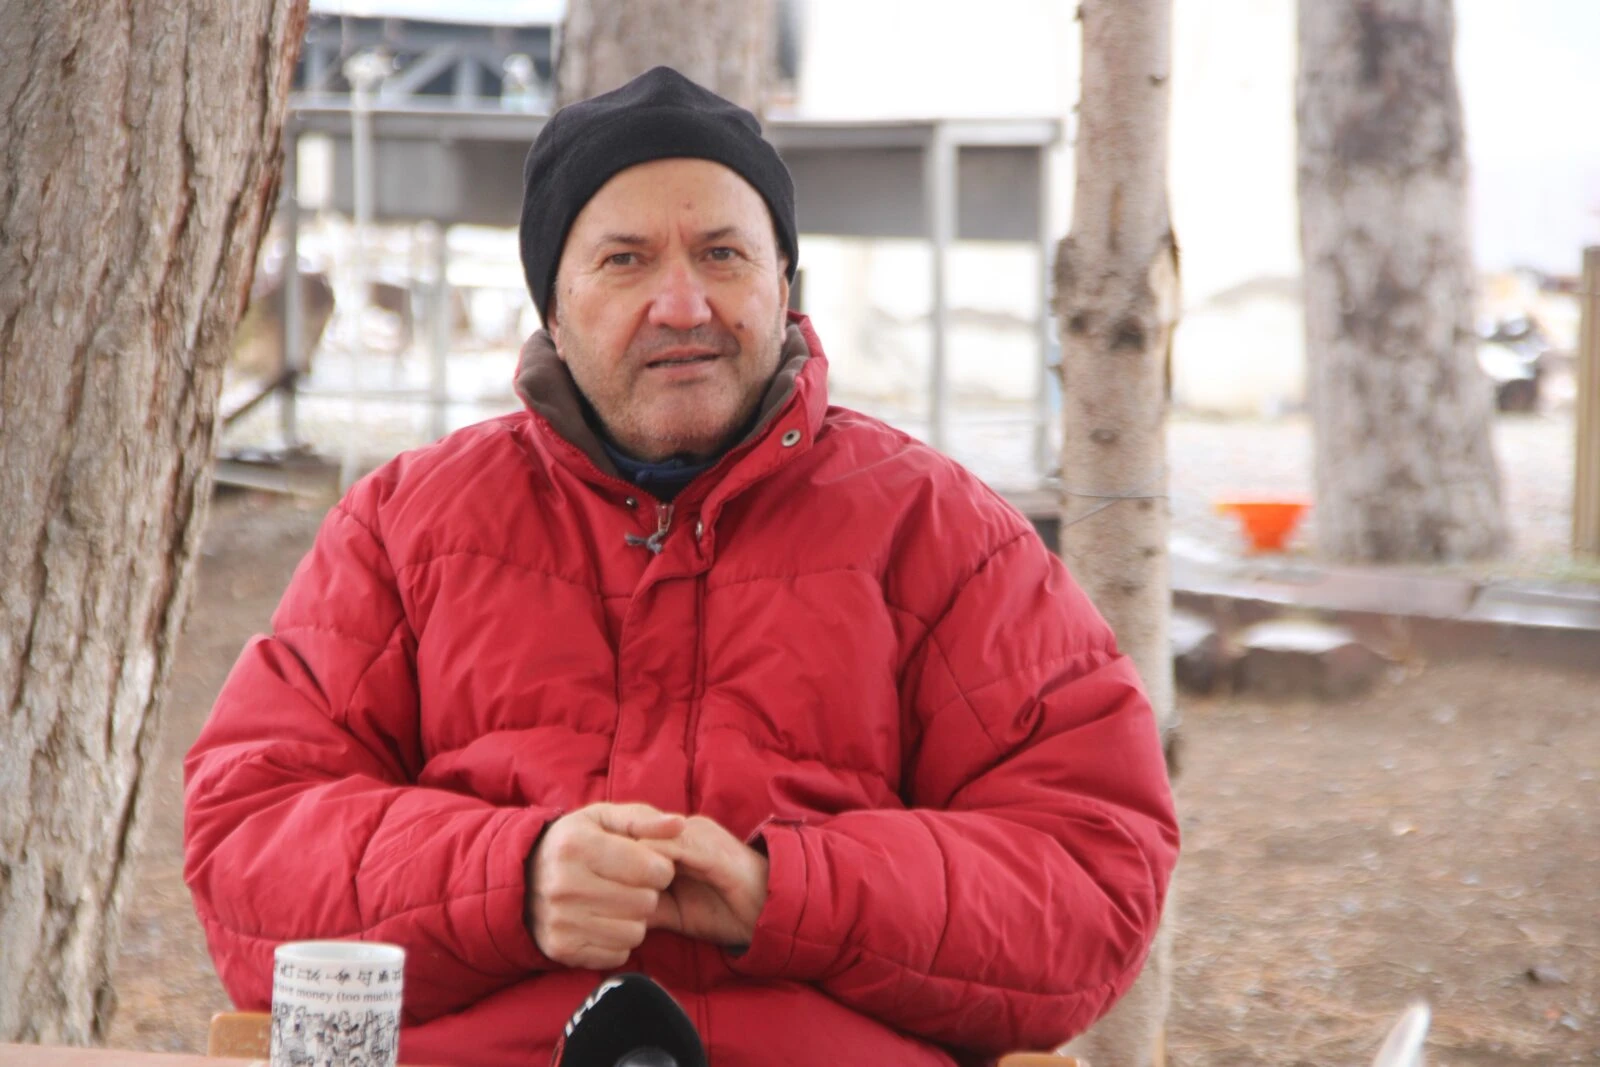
[519,66,799,322]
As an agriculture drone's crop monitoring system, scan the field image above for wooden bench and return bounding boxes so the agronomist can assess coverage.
[205,1011,1081,1064]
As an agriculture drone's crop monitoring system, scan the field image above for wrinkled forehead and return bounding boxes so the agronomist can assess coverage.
[568,157,779,248]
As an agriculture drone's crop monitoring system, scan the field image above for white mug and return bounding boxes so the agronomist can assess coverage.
[270,940,405,1067]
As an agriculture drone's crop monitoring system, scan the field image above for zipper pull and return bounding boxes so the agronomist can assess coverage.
[624,502,674,555]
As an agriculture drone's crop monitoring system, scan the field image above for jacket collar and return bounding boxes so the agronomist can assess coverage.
[514,311,830,503]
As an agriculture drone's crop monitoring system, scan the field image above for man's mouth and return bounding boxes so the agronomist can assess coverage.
[646,352,720,368]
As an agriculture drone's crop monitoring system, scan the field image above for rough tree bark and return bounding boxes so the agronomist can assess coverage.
[557,0,775,113]
[1052,1,1179,1063]
[0,0,307,1044]
[1298,0,1507,561]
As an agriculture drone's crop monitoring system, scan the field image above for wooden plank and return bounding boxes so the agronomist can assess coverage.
[205,1013,270,1060]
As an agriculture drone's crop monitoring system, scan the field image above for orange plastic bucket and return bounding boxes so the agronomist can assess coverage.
[1214,498,1311,553]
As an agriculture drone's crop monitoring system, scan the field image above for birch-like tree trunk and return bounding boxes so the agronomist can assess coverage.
[0,0,307,1044]
[557,0,775,113]
[1053,1,1178,1062]
[1298,0,1507,561]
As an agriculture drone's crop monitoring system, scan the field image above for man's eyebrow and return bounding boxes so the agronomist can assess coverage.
[697,225,751,244]
[592,232,651,248]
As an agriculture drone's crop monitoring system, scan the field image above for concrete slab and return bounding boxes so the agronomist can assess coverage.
[999,487,1600,674]
[1466,584,1600,630]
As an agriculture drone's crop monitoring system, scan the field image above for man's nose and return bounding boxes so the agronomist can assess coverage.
[646,259,712,330]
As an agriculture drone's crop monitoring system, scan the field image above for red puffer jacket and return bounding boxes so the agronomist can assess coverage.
[185,314,1178,1067]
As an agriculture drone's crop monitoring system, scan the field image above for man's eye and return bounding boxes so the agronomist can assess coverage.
[707,247,737,262]
[605,252,636,267]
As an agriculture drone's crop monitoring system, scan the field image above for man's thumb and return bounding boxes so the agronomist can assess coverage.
[594,803,685,840]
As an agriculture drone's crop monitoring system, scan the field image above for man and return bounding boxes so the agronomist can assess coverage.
[185,67,1178,1067]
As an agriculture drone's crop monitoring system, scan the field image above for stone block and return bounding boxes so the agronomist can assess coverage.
[1233,619,1386,699]
[1171,609,1222,694]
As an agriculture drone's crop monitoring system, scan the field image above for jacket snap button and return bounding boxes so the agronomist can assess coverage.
[695,520,705,539]
[780,429,801,447]
[624,497,638,508]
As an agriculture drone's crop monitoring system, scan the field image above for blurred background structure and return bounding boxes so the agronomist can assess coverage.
[227,0,1599,573]
[229,0,1066,493]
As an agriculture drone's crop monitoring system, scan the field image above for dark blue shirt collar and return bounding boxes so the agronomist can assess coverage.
[599,438,718,502]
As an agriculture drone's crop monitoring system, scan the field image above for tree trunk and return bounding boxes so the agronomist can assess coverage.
[557,0,774,113]
[1052,1,1178,1063]
[0,0,307,1044]
[1297,0,1507,561]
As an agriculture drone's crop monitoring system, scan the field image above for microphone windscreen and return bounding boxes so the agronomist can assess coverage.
[551,973,708,1067]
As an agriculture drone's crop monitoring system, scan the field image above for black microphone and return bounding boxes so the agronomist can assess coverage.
[551,973,708,1067]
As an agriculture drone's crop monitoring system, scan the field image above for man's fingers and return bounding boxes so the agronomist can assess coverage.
[536,909,650,971]
[564,946,631,972]
[564,871,661,923]
[592,803,686,841]
[541,909,647,950]
[630,812,688,840]
[585,829,676,890]
[572,913,651,953]
[554,914,646,971]
[642,817,731,879]
[539,861,661,921]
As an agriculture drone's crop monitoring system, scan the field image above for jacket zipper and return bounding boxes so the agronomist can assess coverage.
[523,386,808,553]
[624,502,674,555]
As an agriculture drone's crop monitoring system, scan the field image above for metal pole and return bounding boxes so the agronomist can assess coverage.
[454,55,482,106]
[429,226,451,441]
[306,44,330,93]
[342,52,387,490]
[1576,246,1600,556]
[1033,145,1055,479]
[925,125,955,453]
[279,126,303,450]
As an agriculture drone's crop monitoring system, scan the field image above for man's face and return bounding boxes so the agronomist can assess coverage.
[549,157,791,463]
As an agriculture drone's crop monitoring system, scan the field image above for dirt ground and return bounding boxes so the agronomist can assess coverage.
[107,491,1599,1065]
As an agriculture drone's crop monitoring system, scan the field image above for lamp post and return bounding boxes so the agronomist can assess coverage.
[501,53,538,112]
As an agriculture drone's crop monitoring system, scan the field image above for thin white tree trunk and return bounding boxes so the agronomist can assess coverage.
[557,0,774,113]
[0,0,307,1044]
[1298,0,1507,561]
[1053,0,1178,1062]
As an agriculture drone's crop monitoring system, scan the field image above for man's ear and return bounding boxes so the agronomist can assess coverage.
[544,292,564,357]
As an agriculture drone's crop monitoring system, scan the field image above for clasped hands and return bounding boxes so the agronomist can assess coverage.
[527,802,770,970]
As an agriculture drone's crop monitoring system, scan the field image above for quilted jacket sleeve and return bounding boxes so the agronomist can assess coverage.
[183,482,559,1023]
[727,528,1179,1056]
